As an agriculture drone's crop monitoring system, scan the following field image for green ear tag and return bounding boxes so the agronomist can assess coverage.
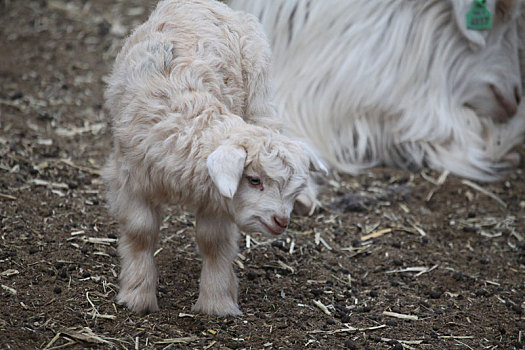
[466,0,493,30]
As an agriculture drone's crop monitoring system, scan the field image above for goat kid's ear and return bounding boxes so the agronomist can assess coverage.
[298,141,329,175]
[207,144,247,199]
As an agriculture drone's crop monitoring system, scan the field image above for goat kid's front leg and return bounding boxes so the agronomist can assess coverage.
[192,214,242,316]
[116,195,161,314]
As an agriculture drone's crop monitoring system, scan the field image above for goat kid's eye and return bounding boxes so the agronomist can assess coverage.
[247,176,263,188]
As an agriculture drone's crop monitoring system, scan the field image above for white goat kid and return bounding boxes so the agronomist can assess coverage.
[103,0,324,316]
[229,0,525,181]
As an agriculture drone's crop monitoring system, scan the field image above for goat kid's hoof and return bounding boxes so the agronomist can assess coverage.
[192,297,242,316]
[117,289,159,314]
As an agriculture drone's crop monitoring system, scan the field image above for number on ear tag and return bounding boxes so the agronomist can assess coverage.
[466,0,493,30]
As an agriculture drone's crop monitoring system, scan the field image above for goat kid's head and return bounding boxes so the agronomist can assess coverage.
[450,0,523,122]
[207,134,326,236]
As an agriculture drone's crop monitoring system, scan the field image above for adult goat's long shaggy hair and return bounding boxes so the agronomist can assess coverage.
[229,0,525,180]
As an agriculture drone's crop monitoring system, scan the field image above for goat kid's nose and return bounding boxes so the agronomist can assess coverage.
[490,84,518,119]
[273,215,288,228]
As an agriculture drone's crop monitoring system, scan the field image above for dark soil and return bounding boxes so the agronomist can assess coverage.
[1,1,524,349]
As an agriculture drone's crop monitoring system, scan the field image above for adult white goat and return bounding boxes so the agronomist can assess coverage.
[103,0,324,316]
[229,0,525,180]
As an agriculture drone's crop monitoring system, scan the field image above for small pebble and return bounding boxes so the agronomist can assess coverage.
[428,291,441,299]
[510,304,523,315]
[335,304,349,313]
[420,301,430,308]
[310,289,323,296]
[54,286,62,294]
[392,343,403,350]
[453,272,463,281]
[392,259,403,266]
[11,91,23,100]
[475,289,488,297]
[344,339,356,349]
[271,240,287,252]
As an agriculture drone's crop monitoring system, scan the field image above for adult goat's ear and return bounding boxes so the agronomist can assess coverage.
[450,0,496,49]
[207,144,246,199]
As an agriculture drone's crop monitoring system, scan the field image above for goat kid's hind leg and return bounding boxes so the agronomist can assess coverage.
[192,214,242,316]
[116,194,161,314]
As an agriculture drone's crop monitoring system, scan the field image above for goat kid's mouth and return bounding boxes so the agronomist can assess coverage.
[258,218,286,236]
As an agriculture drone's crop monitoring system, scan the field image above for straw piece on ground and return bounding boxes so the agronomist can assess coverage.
[58,158,101,176]
[313,300,331,315]
[382,311,418,320]
[1,269,19,277]
[278,260,294,273]
[0,193,17,200]
[87,237,117,245]
[44,332,61,349]
[86,311,116,320]
[386,267,429,274]
[461,179,507,208]
[360,228,392,241]
[155,336,199,345]
[204,340,216,350]
[308,324,386,334]
[61,327,112,345]
[1,284,17,295]
[438,335,474,339]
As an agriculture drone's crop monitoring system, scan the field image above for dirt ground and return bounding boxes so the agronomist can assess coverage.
[1,0,524,349]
